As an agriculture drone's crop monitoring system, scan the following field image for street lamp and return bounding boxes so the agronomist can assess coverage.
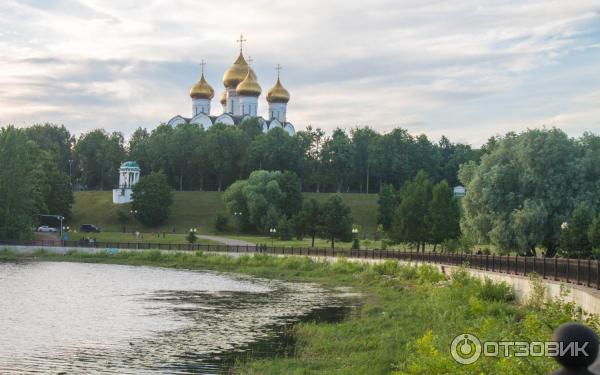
[352,227,359,252]
[269,227,277,247]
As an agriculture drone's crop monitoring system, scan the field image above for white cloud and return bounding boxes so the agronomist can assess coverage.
[0,0,599,145]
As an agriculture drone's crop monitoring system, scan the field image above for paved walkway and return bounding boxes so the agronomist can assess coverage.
[197,235,255,247]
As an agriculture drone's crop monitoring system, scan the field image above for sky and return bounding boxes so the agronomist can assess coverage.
[1,0,599,146]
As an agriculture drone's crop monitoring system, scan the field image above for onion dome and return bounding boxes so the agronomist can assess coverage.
[189,73,214,100]
[220,91,227,105]
[236,69,262,97]
[223,53,249,88]
[266,77,290,103]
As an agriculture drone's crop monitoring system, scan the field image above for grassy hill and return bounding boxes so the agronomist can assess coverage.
[71,191,379,235]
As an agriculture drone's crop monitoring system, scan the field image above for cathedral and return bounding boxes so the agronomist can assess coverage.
[167,35,295,136]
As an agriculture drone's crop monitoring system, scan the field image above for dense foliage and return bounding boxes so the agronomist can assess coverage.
[8,120,479,193]
[131,172,173,226]
[382,172,460,250]
[459,128,600,257]
[223,170,353,247]
[0,126,74,239]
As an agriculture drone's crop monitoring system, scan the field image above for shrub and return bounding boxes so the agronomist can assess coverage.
[214,213,228,232]
[477,278,514,302]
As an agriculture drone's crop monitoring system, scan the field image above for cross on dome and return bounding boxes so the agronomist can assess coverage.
[237,33,247,52]
[275,64,282,78]
[200,59,206,75]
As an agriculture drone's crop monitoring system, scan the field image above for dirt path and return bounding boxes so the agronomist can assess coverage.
[196,235,255,247]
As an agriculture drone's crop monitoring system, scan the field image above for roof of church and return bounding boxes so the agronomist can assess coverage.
[120,161,140,169]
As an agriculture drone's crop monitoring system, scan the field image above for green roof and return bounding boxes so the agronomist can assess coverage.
[120,161,140,169]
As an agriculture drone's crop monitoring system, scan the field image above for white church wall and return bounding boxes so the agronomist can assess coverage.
[268,102,287,122]
[192,98,211,116]
[168,115,187,127]
[190,113,213,129]
[269,119,282,130]
[239,96,258,116]
[284,123,295,136]
[215,114,235,125]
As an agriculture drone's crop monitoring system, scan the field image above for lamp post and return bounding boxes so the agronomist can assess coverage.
[234,212,243,234]
[128,210,138,233]
[352,227,359,252]
[187,228,198,244]
[269,227,277,247]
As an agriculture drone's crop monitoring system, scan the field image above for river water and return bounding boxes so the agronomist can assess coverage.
[0,261,352,374]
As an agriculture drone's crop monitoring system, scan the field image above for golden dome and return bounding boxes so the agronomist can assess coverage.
[189,73,214,100]
[220,91,227,105]
[267,78,290,103]
[223,52,249,88]
[236,68,262,97]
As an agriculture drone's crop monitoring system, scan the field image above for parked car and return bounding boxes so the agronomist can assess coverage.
[80,224,101,233]
[37,226,58,233]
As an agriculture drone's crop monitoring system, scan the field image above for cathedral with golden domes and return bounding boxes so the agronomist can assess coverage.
[167,35,294,136]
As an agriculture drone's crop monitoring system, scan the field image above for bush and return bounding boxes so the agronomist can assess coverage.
[214,213,228,232]
[276,217,294,240]
[351,238,360,250]
[477,278,514,302]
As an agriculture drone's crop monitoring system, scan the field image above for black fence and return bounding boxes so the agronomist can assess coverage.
[2,239,600,290]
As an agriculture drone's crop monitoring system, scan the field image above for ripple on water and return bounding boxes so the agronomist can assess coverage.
[0,262,353,374]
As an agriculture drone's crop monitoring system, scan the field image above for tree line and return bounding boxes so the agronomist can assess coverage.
[14,121,481,193]
[0,126,74,239]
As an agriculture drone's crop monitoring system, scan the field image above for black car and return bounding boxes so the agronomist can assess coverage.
[80,224,101,233]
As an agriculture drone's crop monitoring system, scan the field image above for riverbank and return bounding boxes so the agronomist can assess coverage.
[0,249,595,374]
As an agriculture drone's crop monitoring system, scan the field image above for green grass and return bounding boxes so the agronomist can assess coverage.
[2,249,595,374]
[70,231,219,245]
[71,191,378,235]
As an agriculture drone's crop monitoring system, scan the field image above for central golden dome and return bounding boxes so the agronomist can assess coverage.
[223,53,249,88]
[236,69,262,97]
[266,78,290,103]
[189,73,214,100]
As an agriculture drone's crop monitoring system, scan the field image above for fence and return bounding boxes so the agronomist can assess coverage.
[2,239,600,290]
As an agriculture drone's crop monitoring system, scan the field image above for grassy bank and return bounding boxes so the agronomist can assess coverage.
[1,248,595,374]
[70,191,378,235]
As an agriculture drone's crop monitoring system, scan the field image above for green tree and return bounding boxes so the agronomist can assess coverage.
[321,129,353,193]
[131,172,173,227]
[206,123,245,191]
[319,195,352,248]
[459,129,589,257]
[427,180,460,251]
[377,184,398,231]
[391,170,433,251]
[350,127,379,193]
[560,203,593,258]
[24,123,74,174]
[589,214,600,253]
[74,129,125,189]
[0,127,46,239]
[295,198,323,247]
[222,170,303,233]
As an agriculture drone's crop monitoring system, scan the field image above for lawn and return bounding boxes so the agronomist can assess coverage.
[70,191,379,236]
[69,231,219,245]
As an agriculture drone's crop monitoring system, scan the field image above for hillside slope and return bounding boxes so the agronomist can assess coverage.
[71,191,378,235]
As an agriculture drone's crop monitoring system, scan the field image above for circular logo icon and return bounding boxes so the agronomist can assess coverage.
[451,333,482,365]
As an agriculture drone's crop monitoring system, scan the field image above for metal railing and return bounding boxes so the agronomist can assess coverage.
[3,239,600,290]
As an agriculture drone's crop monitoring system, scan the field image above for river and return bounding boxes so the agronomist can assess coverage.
[0,261,352,374]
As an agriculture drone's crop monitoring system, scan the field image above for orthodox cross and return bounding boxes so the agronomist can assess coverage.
[237,33,247,52]
[200,59,206,75]
[248,56,254,66]
[275,64,282,79]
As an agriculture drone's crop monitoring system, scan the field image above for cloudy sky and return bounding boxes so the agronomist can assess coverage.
[1,0,599,145]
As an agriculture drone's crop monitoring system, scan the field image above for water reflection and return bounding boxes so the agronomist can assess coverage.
[0,262,352,374]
